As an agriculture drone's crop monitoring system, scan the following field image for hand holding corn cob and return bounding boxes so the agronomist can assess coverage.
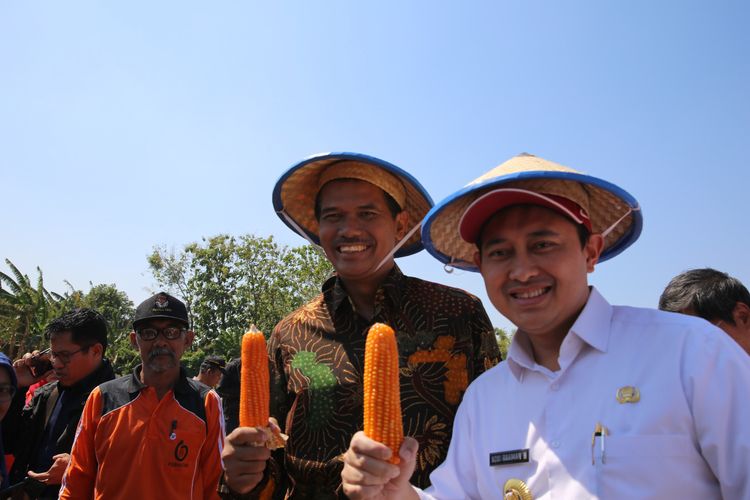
[363,323,404,464]
[240,325,285,449]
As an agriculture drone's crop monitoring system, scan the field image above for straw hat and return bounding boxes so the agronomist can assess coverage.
[422,153,642,271]
[272,152,434,257]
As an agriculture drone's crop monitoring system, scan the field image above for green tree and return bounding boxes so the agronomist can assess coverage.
[146,246,194,327]
[495,326,515,360]
[77,284,137,374]
[0,259,62,357]
[0,261,137,373]
[148,234,333,359]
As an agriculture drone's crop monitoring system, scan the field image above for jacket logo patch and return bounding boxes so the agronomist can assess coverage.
[174,440,189,461]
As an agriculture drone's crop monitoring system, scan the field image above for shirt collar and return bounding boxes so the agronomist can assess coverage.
[128,364,190,394]
[57,358,114,393]
[506,286,613,381]
[323,264,405,313]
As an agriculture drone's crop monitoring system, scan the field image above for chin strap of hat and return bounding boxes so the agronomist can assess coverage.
[278,210,324,251]
[371,222,422,273]
[601,206,640,239]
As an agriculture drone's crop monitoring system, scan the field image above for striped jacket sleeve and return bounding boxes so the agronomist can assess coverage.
[201,390,225,500]
[59,386,103,499]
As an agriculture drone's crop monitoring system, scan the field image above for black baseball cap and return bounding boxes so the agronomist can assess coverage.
[133,292,189,329]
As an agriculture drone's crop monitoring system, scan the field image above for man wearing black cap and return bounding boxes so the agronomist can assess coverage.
[194,355,227,388]
[60,292,224,500]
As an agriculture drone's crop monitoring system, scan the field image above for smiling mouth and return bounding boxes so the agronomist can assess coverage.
[338,244,370,254]
[511,287,551,299]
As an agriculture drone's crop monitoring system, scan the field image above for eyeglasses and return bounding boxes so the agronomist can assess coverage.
[137,327,186,341]
[50,347,88,365]
[0,385,17,403]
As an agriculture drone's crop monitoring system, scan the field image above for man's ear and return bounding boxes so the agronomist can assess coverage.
[473,250,482,270]
[584,234,605,272]
[129,331,139,349]
[395,211,409,241]
[89,343,104,359]
[185,330,195,347]
[732,302,750,330]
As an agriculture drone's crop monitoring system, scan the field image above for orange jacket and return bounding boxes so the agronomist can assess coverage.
[60,366,224,500]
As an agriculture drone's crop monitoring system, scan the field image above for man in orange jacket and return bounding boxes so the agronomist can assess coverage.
[60,292,224,500]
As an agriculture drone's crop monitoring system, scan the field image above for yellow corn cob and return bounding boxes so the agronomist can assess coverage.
[240,325,270,428]
[363,323,403,464]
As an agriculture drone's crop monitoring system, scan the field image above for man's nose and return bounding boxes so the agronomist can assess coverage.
[153,333,170,346]
[508,251,539,283]
[338,215,366,237]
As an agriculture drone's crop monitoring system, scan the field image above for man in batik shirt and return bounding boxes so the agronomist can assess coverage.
[221,153,500,498]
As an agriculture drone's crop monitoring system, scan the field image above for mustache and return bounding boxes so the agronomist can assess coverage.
[148,347,175,360]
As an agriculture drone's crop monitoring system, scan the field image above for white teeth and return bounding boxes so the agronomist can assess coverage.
[339,245,367,253]
[515,288,546,299]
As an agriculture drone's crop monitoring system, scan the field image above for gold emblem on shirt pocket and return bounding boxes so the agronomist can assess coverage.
[616,386,640,404]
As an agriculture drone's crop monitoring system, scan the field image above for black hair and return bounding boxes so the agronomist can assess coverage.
[45,308,109,354]
[659,268,750,325]
[313,179,402,221]
[200,355,226,373]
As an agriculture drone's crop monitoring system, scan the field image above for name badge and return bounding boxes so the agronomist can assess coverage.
[489,448,529,466]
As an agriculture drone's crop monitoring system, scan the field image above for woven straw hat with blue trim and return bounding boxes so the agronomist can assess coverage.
[422,153,642,272]
[273,152,434,257]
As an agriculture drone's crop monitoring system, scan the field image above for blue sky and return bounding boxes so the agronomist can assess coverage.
[2,1,748,332]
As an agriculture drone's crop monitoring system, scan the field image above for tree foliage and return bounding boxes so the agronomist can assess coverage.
[495,327,515,360]
[3,234,332,369]
[79,284,137,375]
[0,259,136,372]
[148,234,333,359]
[0,259,62,357]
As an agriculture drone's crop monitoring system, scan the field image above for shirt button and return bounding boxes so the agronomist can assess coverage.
[551,440,560,449]
[551,382,560,391]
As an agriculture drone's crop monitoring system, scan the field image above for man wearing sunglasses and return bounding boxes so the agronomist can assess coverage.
[2,308,114,499]
[60,292,224,499]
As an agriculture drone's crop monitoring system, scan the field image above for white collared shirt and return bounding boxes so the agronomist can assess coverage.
[418,287,750,499]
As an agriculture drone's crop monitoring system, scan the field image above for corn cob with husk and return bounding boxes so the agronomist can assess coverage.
[363,323,404,464]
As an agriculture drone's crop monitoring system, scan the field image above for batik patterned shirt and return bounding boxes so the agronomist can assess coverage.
[266,265,501,498]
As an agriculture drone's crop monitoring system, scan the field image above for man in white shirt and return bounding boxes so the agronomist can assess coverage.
[340,153,750,499]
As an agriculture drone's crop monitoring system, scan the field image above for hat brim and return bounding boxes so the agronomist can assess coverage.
[272,152,434,258]
[459,188,592,243]
[422,170,642,272]
[133,315,190,329]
